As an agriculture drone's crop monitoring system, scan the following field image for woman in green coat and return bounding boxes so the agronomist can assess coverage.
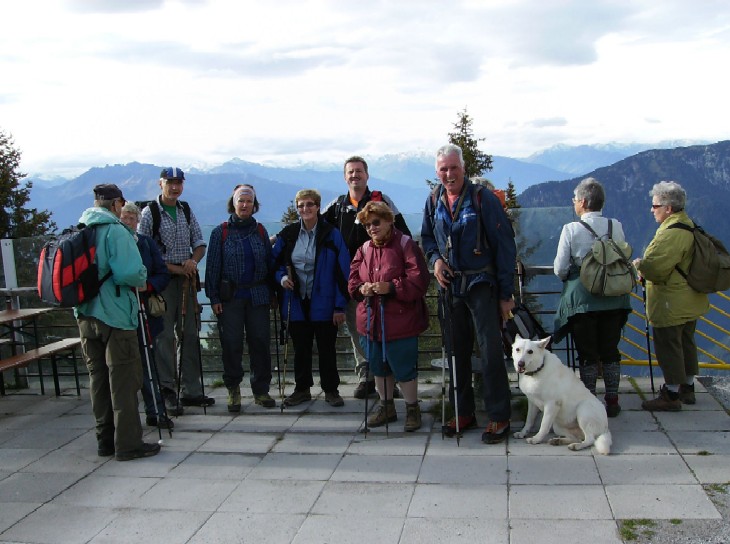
[634,181,709,412]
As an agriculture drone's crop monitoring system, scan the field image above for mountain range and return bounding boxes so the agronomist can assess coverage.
[28,141,707,230]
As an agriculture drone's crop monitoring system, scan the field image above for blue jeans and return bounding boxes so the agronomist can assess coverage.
[217,298,272,394]
[442,282,511,421]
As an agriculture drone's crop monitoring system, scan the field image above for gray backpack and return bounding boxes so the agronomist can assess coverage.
[579,220,637,296]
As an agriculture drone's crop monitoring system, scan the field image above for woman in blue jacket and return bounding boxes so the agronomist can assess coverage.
[205,185,275,412]
[272,189,350,408]
[121,202,173,429]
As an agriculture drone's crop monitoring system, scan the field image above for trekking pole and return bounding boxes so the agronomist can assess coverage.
[641,278,655,394]
[379,295,390,438]
[438,290,447,440]
[176,277,187,413]
[280,281,293,414]
[273,296,282,402]
[442,281,461,446]
[135,289,164,443]
[190,279,208,415]
[362,297,372,436]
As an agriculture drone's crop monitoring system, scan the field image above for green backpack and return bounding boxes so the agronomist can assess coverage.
[578,220,637,297]
[668,222,730,294]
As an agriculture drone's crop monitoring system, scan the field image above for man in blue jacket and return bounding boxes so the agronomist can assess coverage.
[76,184,160,461]
[421,145,517,445]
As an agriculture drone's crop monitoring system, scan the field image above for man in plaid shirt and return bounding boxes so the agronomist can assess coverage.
[138,167,214,415]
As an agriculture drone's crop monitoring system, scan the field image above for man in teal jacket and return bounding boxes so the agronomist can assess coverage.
[76,184,160,461]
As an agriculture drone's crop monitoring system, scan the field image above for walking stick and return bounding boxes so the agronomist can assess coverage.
[641,278,655,394]
[362,297,372,436]
[280,282,293,414]
[273,296,282,402]
[441,281,461,446]
[189,278,208,415]
[175,277,187,412]
[438,290,447,440]
[135,290,164,443]
[379,295,390,438]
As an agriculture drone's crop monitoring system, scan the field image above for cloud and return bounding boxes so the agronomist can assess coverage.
[62,0,166,14]
[529,118,568,128]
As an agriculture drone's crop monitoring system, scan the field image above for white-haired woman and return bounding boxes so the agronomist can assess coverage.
[633,181,709,411]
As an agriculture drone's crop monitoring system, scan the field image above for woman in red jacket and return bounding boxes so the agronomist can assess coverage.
[348,201,430,432]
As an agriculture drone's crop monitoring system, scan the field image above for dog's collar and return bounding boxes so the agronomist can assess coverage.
[524,355,546,376]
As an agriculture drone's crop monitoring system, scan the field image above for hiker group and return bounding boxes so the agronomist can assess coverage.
[59,142,728,461]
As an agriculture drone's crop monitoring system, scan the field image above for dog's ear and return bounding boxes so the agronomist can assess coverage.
[538,336,551,349]
[514,334,523,343]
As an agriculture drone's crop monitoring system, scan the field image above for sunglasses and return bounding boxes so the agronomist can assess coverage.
[363,219,382,229]
[651,204,664,209]
[296,201,317,209]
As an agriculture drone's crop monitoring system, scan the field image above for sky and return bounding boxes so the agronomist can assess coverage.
[2,0,730,178]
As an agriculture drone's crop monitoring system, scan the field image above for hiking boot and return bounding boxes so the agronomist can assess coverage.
[146,414,175,429]
[679,383,696,405]
[642,385,682,412]
[162,388,184,416]
[97,440,115,457]
[443,414,477,437]
[404,402,422,432]
[284,389,312,407]
[605,395,622,418]
[324,390,345,407]
[482,420,510,444]
[116,442,161,462]
[228,386,241,413]
[254,393,276,408]
[368,400,397,427]
[354,380,376,399]
[181,394,216,407]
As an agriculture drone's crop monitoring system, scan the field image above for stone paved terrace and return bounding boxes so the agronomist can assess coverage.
[1,376,730,544]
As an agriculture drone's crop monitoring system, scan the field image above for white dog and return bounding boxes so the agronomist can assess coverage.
[512,335,611,455]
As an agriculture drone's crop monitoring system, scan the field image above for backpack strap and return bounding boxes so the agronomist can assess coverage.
[667,222,695,281]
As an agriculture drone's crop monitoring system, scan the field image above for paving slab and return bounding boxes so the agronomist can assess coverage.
[292,513,403,544]
[272,432,353,454]
[0,471,82,503]
[0,503,119,544]
[167,451,262,479]
[596,453,697,485]
[189,512,305,544]
[247,452,343,481]
[311,481,414,517]
[419,454,508,484]
[510,519,622,544]
[608,430,679,454]
[509,485,613,519]
[509,455,601,485]
[654,409,730,431]
[670,430,730,455]
[330,453,422,483]
[682,453,730,484]
[0,502,41,533]
[219,479,325,514]
[87,509,210,544]
[408,483,507,518]
[135,477,239,511]
[606,484,722,519]
[401,517,509,544]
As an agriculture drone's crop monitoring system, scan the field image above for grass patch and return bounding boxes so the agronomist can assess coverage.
[697,450,713,456]
[209,378,225,388]
[707,483,729,495]
[669,519,682,525]
[619,519,657,541]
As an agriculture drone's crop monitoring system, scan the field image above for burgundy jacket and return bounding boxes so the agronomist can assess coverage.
[348,229,430,342]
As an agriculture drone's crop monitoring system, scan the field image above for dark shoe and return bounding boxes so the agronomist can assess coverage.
[97,441,115,457]
[353,380,376,400]
[284,389,312,407]
[392,384,402,399]
[162,388,184,416]
[181,395,216,407]
[605,395,622,418]
[116,442,161,462]
[325,390,345,407]
[443,414,478,437]
[482,420,510,444]
[368,400,397,427]
[254,393,276,408]
[642,385,682,412]
[146,414,175,429]
[404,402,422,432]
[228,386,241,413]
[679,383,696,405]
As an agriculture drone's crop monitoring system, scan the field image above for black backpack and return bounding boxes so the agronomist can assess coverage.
[137,199,191,253]
[501,302,549,357]
[37,224,112,307]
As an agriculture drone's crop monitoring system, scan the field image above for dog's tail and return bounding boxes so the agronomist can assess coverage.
[594,431,612,455]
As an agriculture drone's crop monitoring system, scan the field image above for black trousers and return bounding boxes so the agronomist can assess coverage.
[569,309,626,364]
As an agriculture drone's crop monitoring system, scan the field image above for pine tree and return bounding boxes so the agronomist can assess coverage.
[448,107,493,178]
[280,200,299,224]
[0,130,55,238]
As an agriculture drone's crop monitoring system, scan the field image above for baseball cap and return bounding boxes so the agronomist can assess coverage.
[160,167,185,181]
[93,184,124,200]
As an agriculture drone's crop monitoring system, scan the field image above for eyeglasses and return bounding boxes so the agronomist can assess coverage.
[363,219,382,229]
[296,202,317,209]
[651,204,664,209]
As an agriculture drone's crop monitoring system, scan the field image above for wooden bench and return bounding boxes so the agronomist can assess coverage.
[0,338,82,396]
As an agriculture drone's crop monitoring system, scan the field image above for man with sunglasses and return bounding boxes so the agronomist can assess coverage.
[138,167,213,416]
[322,156,411,399]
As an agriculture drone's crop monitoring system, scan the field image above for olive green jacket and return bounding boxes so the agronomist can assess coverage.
[637,211,709,327]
